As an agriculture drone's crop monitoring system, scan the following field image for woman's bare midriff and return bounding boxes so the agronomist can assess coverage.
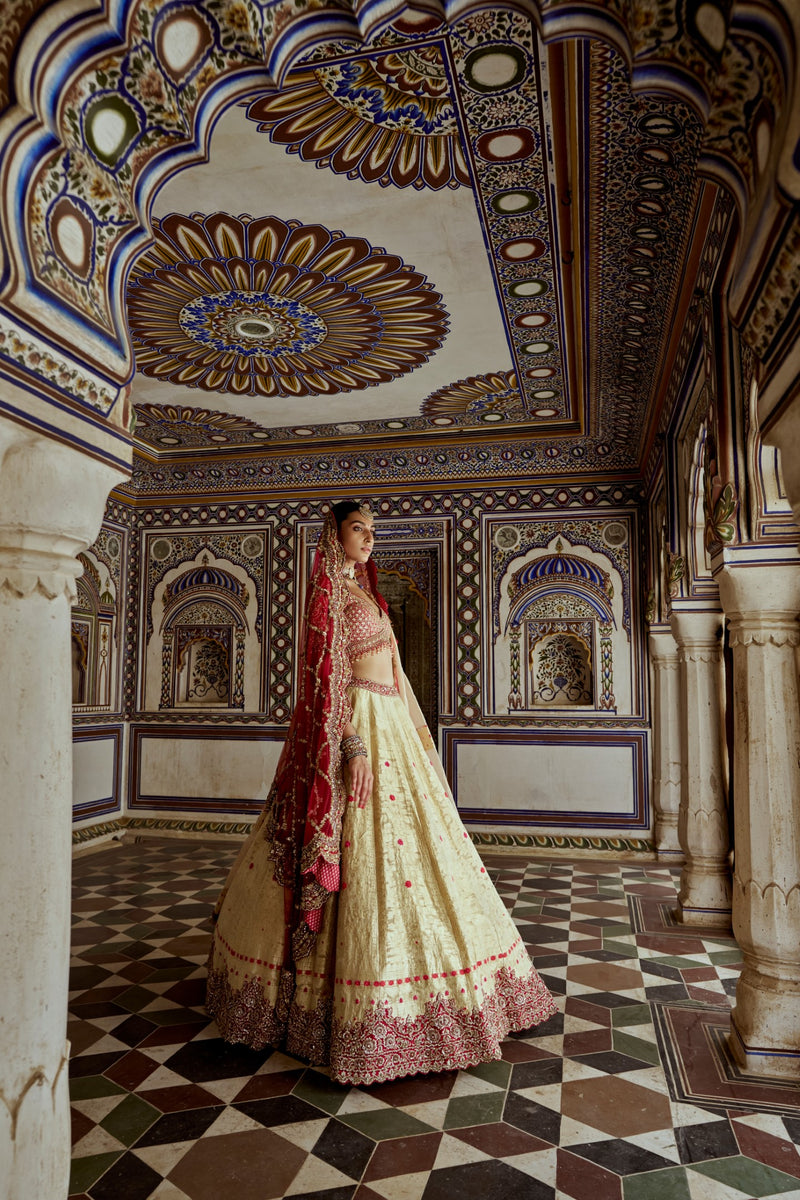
[350,646,395,688]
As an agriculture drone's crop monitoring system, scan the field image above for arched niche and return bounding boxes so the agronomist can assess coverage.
[144,551,259,712]
[495,534,629,715]
[530,630,593,706]
[71,550,117,709]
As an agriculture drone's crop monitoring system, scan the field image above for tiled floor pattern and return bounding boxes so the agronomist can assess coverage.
[69,839,800,1200]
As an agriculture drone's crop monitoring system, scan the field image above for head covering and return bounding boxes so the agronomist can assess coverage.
[265,506,387,961]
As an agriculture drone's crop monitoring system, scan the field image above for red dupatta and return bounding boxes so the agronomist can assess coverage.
[265,508,388,961]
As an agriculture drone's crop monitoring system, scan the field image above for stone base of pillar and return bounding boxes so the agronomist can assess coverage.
[654,813,683,863]
[675,906,731,928]
[730,969,800,1079]
[676,859,732,928]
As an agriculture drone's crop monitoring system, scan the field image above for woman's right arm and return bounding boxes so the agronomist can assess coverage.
[342,721,373,808]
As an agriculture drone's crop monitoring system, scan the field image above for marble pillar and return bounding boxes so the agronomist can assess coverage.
[648,627,683,860]
[670,608,732,926]
[717,554,800,1077]
[0,422,124,1199]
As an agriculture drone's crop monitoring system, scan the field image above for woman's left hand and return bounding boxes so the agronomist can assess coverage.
[346,754,373,808]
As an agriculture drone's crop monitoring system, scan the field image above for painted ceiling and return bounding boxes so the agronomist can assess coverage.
[127,9,712,475]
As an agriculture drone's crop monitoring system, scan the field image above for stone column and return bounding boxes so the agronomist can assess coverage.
[0,421,125,1199]
[670,607,732,925]
[717,554,800,1077]
[648,627,683,860]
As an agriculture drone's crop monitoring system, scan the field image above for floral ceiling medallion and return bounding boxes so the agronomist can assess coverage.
[421,370,524,423]
[242,46,469,191]
[127,212,449,397]
[133,404,270,449]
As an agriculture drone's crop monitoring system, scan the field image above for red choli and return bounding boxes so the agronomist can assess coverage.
[344,592,393,662]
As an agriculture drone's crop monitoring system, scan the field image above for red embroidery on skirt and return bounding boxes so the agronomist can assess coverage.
[206,963,558,1086]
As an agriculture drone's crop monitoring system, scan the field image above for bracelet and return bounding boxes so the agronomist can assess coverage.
[341,734,367,762]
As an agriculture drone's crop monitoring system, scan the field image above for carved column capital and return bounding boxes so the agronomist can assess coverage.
[648,626,679,669]
[0,533,85,601]
[717,552,800,635]
[0,427,124,595]
[727,618,800,649]
[670,608,723,660]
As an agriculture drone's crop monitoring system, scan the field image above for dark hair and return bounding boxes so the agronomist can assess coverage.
[331,500,362,530]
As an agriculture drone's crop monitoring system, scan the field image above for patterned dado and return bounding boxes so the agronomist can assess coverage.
[74,483,649,838]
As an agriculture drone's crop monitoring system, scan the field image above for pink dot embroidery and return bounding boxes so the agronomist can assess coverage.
[405,880,412,888]
[389,794,396,801]
[398,838,403,845]
[463,831,468,838]
[344,840,350,847]
[385,761,390,766]
[480,867,486,873]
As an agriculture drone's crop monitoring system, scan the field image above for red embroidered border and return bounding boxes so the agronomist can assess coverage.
[206,964,557,1085]
[348,677,399,697]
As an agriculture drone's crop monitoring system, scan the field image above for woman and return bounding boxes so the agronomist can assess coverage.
[206,501,556,1084]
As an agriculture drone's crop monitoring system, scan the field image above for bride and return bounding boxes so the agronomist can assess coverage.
[206,500,556,1084]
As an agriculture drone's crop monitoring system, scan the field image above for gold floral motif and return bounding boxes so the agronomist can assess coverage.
[703,431,738,551]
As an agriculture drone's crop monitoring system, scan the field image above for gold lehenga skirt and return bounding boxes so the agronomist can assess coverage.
[206,680,557,1084]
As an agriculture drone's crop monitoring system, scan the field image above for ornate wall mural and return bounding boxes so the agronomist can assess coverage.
[70,515,129,823]
[72,551,117,710]
[72,480,654,839]
[481,515,641,725]
[127,212,449,397]
[492,531,631,717]
[143,541,262,714]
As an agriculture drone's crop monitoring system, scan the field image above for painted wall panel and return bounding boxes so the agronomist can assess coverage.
[132,730,282,810]
[457,743,634,812]
[73,728,122,819]
[444,730,648,829]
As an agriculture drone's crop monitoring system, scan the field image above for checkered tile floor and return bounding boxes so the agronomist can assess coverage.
[69,839,800,1200]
